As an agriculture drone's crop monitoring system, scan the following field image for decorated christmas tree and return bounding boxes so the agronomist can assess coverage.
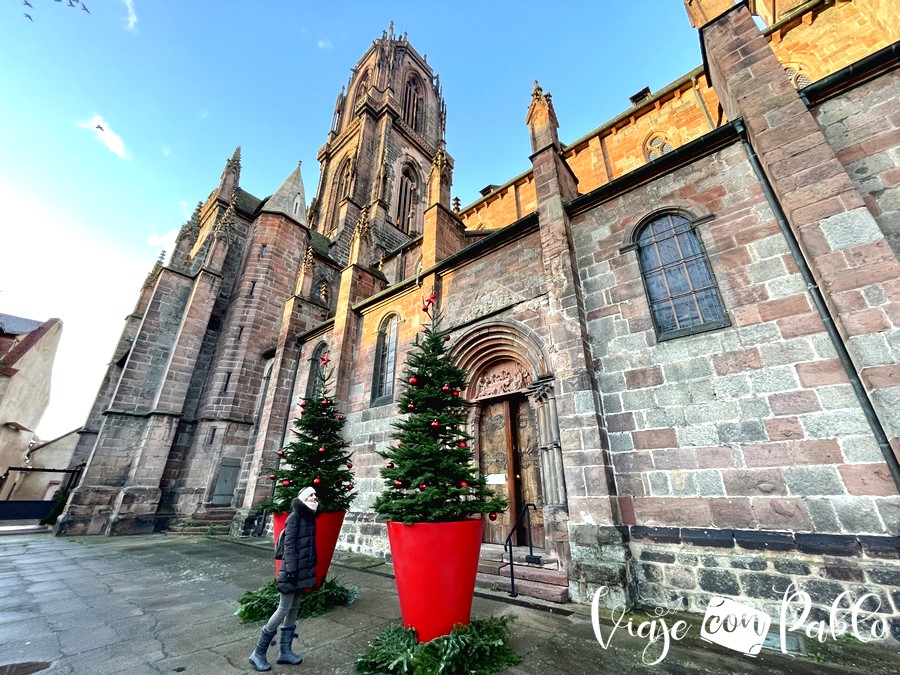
[265,354,355,513]
[374,296,508,523]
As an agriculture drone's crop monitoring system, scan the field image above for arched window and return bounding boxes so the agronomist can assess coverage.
[292,194,303,217]
[784,64,812,89]
[306,342,329,400]
[254,358,274,427]
[395,165,417,234]
[354,71,370,110]
[635,213,729,340]
[330,161,353,233]
[402,75,422,131]
[645,134,675,161]
[372,314,400,404]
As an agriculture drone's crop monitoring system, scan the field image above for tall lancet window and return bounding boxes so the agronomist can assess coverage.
[395,165,417,235]
[402,76,422,132]
[372,314,399,404]
[354,71,370,110]
[330,161,353,233]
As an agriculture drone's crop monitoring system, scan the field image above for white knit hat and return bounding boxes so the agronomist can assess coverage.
[298,486,317,501]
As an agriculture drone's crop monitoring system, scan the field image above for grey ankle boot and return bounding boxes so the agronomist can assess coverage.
[249,626,277,672]
[276,625,303,665]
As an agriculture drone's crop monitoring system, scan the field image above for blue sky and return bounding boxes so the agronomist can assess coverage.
[0,1,703,438]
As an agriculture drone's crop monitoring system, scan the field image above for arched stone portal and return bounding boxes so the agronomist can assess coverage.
[451,322,569,561]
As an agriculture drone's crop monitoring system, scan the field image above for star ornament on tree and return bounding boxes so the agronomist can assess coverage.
[320,352,331,367]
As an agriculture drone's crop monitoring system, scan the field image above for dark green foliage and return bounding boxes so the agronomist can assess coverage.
[236,579,280,623]
[355,616,521,674]
[373,305,508,523]
[39,487,70,525]
[236,577,359,624]
[264,365,355,513]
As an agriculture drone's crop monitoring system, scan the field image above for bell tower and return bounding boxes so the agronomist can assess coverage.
[308,23,452,266]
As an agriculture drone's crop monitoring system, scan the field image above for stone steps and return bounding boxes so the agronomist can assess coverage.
[477,558,568,586]
[166,524,231,535]
[476,545,569,603]
[475,572,569,603]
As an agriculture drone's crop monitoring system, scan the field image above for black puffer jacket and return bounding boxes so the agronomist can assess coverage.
[276,497,318,594]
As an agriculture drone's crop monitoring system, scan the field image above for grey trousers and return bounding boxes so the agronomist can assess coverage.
[264,592,303,632]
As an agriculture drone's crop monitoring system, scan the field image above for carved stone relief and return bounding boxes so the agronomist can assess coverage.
[472,361,532,400]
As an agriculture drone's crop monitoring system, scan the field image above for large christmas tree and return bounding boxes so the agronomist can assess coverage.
[265,354,355,513]
[374,296,507,523]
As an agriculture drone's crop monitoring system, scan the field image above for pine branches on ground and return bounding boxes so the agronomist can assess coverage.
[236,577,359,624]
[355,616,521,674]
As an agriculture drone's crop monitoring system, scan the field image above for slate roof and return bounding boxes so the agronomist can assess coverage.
[0,313,43,335]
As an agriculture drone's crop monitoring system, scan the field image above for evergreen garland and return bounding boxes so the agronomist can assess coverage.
[373,300,507,523]
[236,577,358,624]
[264,357,355,513]
[355,616,521,674]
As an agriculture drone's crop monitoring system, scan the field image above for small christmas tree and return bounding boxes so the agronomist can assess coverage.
[374,295,507,524]
[265,354,355,513]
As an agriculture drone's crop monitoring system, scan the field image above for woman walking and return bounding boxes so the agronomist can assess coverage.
[249,486,319,671]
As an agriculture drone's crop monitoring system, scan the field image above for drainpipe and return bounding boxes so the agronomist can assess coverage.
[735,119,900,492]
[691,74,716,132]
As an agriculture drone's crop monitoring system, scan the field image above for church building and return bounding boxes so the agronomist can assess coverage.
[58,0,900,629]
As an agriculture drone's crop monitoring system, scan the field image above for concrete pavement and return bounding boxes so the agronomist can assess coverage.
[0,532,897,674]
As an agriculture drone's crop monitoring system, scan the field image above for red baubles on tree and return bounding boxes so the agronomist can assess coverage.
[270,474,276,481]
[458,441,467,448]
[431,420,440,428]
[394,480,403,488]
[418,483,427,491]
[263,360,355,515]
[452,391,460,398]
[442,384,451,392]
[407,403,415,410]
[444,334,451,341]
[346,461,353,469]
[489,512,498,521]
[347,483,353,490]
[387,461,395,468]
[460,481,468,488]
[409,376,418,385]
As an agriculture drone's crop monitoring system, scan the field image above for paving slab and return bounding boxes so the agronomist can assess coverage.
[0,533,896,674]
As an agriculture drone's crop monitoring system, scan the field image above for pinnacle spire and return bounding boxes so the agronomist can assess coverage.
[261,162,308,226]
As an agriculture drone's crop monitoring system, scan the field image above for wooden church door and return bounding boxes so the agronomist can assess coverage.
[479,395,544,547]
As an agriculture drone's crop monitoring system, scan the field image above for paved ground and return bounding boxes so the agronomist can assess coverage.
[0,532,897,674]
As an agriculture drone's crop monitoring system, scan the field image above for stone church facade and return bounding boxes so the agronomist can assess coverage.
[60,1,900,631]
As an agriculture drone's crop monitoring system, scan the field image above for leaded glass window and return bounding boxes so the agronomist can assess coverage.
[646,134,675,161]
[637,214,728,340]
[372,315,399,403]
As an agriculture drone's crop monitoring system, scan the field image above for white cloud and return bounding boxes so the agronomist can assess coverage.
[162,146,172,157]
[317,39,333,49]
[77,115,130,160]
[148,228,179,256]
[122,0,137,32]
[0,183,150,439]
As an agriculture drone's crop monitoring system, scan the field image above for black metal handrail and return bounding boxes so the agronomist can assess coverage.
[0,464,85,499]
[503,503,541,597]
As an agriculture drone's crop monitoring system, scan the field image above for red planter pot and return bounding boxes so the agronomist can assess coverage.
[387,518,483,643]
[272,510,346,588]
